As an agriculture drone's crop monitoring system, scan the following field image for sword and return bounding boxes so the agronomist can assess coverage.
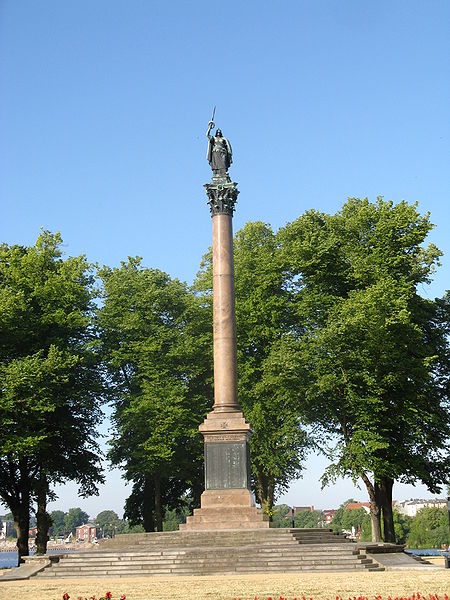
[207,106,216,137]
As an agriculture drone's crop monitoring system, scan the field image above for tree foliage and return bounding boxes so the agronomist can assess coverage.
[338,508,368,533]
[99,258,212,530]
[330,499,358,533]
[0,232,104,558]
[1,199,448,546]
[406,507,450,548]
[49,510,66,536]
[162,504,191,531]
[392,510,412,545]
[279,198,450,541]
[270,504,292,528]
[94,510,121,537]
[294,509,324,528]
[64,508,90,533]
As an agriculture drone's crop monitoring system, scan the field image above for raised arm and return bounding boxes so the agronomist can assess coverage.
[206,120,215,139]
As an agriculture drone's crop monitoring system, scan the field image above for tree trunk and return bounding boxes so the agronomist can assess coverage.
[35,471,50,555]
[255,472,264,508]
[192,479,202,510]
[142,476,154,532]
[12,460,32,562]
[255,471,272,520]
[13,503,30,562]
[154,473,163,532]
[266,479,275,521]
[378,476,395,543]
[360,471,382,542]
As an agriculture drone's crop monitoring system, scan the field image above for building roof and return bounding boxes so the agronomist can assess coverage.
[345,502,371,511]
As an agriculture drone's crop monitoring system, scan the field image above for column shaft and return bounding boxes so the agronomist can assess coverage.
[212,213,239,412]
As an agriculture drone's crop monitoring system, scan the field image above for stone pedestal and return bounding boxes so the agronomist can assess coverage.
[180,410,268,529]
[180,176,268,531]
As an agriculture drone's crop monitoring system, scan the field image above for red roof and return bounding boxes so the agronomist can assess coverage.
[345,502,370,510]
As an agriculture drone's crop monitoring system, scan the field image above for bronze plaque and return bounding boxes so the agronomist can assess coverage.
[205,442,251,490]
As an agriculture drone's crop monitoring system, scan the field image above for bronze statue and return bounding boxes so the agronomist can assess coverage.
[206,112,232,177]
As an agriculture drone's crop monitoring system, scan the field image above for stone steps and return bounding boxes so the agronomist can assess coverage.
[34,529,383,578]
[53,555,366,564]
[130,529,348,547]
[57,544,358,559]
[46,551,362,564]
[38,564,383,578]
[103,528,342,537]
[180,521,269,530]
[45,556,370,568]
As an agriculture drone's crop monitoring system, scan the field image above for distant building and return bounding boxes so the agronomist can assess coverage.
[396,498,446,517]
[284,506,315,522]
[75,523,97,542]
[322,509,336,524]
[292,505,315,514]
[344,502,371,514]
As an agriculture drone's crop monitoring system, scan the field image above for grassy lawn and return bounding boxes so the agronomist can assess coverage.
[0,570,449,600]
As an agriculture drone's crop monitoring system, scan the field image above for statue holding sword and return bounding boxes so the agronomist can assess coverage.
[206,107,232,177]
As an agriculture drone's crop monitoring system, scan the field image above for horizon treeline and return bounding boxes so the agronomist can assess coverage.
[2,503,448,550]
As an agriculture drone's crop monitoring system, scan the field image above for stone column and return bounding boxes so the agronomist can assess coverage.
[212,211,239,413]
[180,178,268,531]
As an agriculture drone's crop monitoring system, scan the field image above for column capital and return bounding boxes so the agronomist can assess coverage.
[205,179,239,216]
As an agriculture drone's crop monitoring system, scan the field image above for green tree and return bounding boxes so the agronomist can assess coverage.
[359,513,372,541]
[123,522,145,533]
[280,198,450,542]
[162,504,190,531]
[392,510,412,545]
[406,507,450,548]
[340,508,367,534]
[196,222,311,515]
[94,510,121,538]
[64,508,90,534]
[99,259,212,531]
[330,499,357,533]
[270,504,292,528]
[335,507,410,543]
[294,509,323,528]
[49,510,66,537]
[0,232,104,559]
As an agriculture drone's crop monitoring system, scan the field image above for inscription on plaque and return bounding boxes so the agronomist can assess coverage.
[203,433,247,443]
[205,442,251,490]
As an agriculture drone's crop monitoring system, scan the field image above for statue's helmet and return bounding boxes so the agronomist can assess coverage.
[216,129,223,137]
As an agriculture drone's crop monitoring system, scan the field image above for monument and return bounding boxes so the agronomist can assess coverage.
[180,115,268,530]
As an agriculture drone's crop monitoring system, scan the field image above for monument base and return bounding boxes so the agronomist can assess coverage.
[180,409,269,531]
[180,489,269,530]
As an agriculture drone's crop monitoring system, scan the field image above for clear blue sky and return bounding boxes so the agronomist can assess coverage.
[1,1,449,519]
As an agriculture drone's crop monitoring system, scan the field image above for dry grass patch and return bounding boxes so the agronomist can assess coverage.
[0,570,449,600]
